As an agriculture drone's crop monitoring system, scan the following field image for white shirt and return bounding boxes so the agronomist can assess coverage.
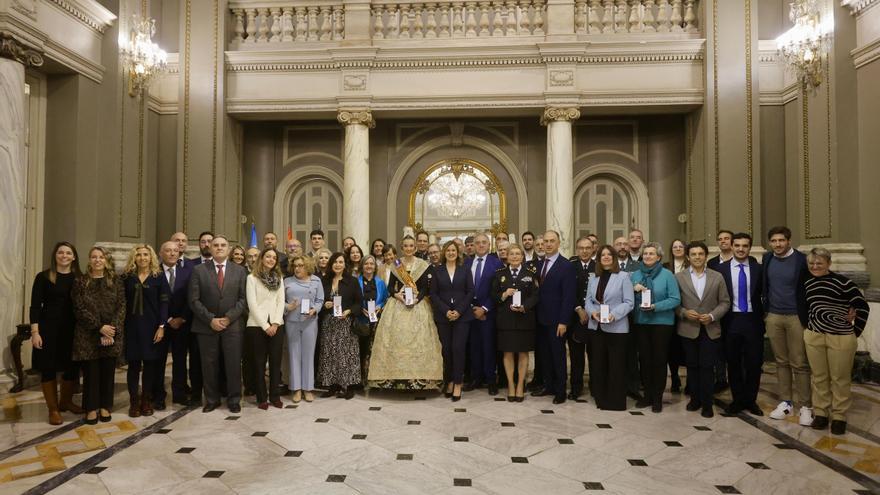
[471,254,488,283]
[689,267,707,300]
[214,261,226,275]
[731,260,753,312]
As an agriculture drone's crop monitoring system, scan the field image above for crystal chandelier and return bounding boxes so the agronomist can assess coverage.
[119,15,168,97]
[426,174,487,219]
[775,0,833,89]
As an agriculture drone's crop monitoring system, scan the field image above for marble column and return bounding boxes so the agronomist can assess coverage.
[338,109,375,246]
[0,33,43,377]
[542,107,580,255]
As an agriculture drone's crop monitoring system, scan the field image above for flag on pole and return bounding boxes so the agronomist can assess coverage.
[249,222,258,248]
[287,226,293,241]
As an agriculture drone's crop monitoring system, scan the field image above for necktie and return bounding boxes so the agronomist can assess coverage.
[738,264,749,312]
[512,268,518,279]
[619,261,625,270]
[178,258,184,268]
[474,257,484,291]
[217,264,225,290]
[583,262,588,272]
[168,267,176,292]
[541,258,550,280]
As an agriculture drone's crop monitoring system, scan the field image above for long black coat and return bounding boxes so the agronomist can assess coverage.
[492,264,539,331]
[123,273,171,362]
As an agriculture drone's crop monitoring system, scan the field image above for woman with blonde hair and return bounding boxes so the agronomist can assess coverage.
[72,246,126,424]
[284,255,324,403]
[122,245,171,417]
[247,248,286,409]
[314,248,332,278]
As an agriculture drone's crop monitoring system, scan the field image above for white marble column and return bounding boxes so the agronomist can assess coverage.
[542,107,580,255]
[338,109,375,246]
[0,33,43,378]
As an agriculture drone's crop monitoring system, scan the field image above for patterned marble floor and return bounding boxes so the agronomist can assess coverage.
[1,365,879,495]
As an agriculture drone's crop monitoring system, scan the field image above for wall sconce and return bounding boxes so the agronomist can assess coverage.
[119,15,168,97]
[776,0,833,89]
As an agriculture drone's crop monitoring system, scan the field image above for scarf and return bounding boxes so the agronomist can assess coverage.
[638,262,663,292]
[259,271,281,291]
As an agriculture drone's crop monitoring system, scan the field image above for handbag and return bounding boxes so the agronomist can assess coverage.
[351,318,371,337]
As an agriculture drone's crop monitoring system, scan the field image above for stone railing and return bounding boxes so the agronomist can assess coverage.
[230,3,346,43]
[575,0,698,34]
[372,1,545,39]
[227,0,699,46]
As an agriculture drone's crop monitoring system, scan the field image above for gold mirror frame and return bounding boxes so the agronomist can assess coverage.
[408,158,507,237]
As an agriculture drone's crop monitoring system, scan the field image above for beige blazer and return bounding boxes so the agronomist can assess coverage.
[674,269,730,340]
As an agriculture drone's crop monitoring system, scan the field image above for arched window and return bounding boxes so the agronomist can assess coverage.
[575,177,633,244]
[287,178,342,251]
[409,159,506,242]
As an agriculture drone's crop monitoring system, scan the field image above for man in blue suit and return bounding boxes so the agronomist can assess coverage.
[158,241,201,407]
[464,232,504,395]
[719,233,765,416]
[532,230,577,404]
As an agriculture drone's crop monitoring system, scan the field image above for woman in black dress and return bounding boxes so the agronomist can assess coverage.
[30,242,84,425]
[122,245,170,418]
[316,253,362,399]
[492,244,539,402]
[72,246,126,424]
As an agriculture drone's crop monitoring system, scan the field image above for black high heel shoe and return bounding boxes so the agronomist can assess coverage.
[99,411,112,423]
[84,414,98,425]
[451,394,461,402]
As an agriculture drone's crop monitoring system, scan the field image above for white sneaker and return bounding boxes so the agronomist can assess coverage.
[769,401,793,420]
[799,407,814,426]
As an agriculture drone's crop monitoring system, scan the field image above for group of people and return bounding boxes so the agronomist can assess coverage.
[28,224,869,435]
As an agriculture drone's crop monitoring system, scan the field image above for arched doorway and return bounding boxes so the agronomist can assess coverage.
[280,177,342,250]
[408,158,507,243]
[575,177,633,244]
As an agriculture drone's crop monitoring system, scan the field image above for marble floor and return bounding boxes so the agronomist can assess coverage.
[1,364,879,495]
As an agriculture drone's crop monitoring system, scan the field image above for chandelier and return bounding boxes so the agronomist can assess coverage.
[119,15,168,97]
[426,174,488,219]
[775,0,833,89]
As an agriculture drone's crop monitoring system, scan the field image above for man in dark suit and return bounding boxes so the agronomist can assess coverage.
[189,235,248,413]
[532,230,576,404]
[675,241,731,418]
[170,232,190,268]
[158,241,200,407]
[186,231,214,267]
[719,233,764,416]
[567,235,595,400]
[708,229,734,392]
[464,233,504,395]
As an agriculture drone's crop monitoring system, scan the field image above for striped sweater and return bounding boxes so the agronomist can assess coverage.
[804,272,870,337]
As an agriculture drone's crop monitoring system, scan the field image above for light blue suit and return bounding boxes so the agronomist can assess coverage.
[284,275,324,391]
[585,272,635,334]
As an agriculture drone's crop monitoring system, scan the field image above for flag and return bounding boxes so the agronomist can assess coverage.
[287,226,293,241]
[249,223,258,248]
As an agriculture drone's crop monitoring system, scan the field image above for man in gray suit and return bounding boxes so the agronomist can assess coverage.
[189,234,248,413]
[675,241,731,418]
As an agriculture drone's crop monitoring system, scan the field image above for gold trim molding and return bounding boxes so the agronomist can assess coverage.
[744,0,754,235]
[182,0,192,232]
[337,109,376,128]
[540,107,580,125]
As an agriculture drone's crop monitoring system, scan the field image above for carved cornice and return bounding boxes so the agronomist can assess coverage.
[540,107,581,125]
[337,109,375,128]
[47,0,117,34]
[0,32,44,67]
[842,0,878,15]
[851,36,880,68]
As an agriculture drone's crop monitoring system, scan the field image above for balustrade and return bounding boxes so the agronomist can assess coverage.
[229,0,698,46]
[231,4,345,43]
[372,0,546,39]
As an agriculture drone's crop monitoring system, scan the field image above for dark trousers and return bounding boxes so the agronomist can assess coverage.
[682,327,720,410]
[198,329,243,406]
[167,327,202,401]
[468,317,497,384]
[247,326,284,403]
[127,359,162,400]
[590,329,627,410]
[530,332,544,386]
[668,332,686,390]
[724,321,764,407]
[437,319,470,384]
[41,365,78,383]
[567,324,589,396]
[625,330,641,395]
[536,323,567,397]
[82,357,116,411]
[715,341,728,384]
[242,327,256,393]
[636,324,674,406]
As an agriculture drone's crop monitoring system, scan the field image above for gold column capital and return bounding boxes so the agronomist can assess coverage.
[540,106,580,126]
[337,109,376,128]
[0,32,44,68]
